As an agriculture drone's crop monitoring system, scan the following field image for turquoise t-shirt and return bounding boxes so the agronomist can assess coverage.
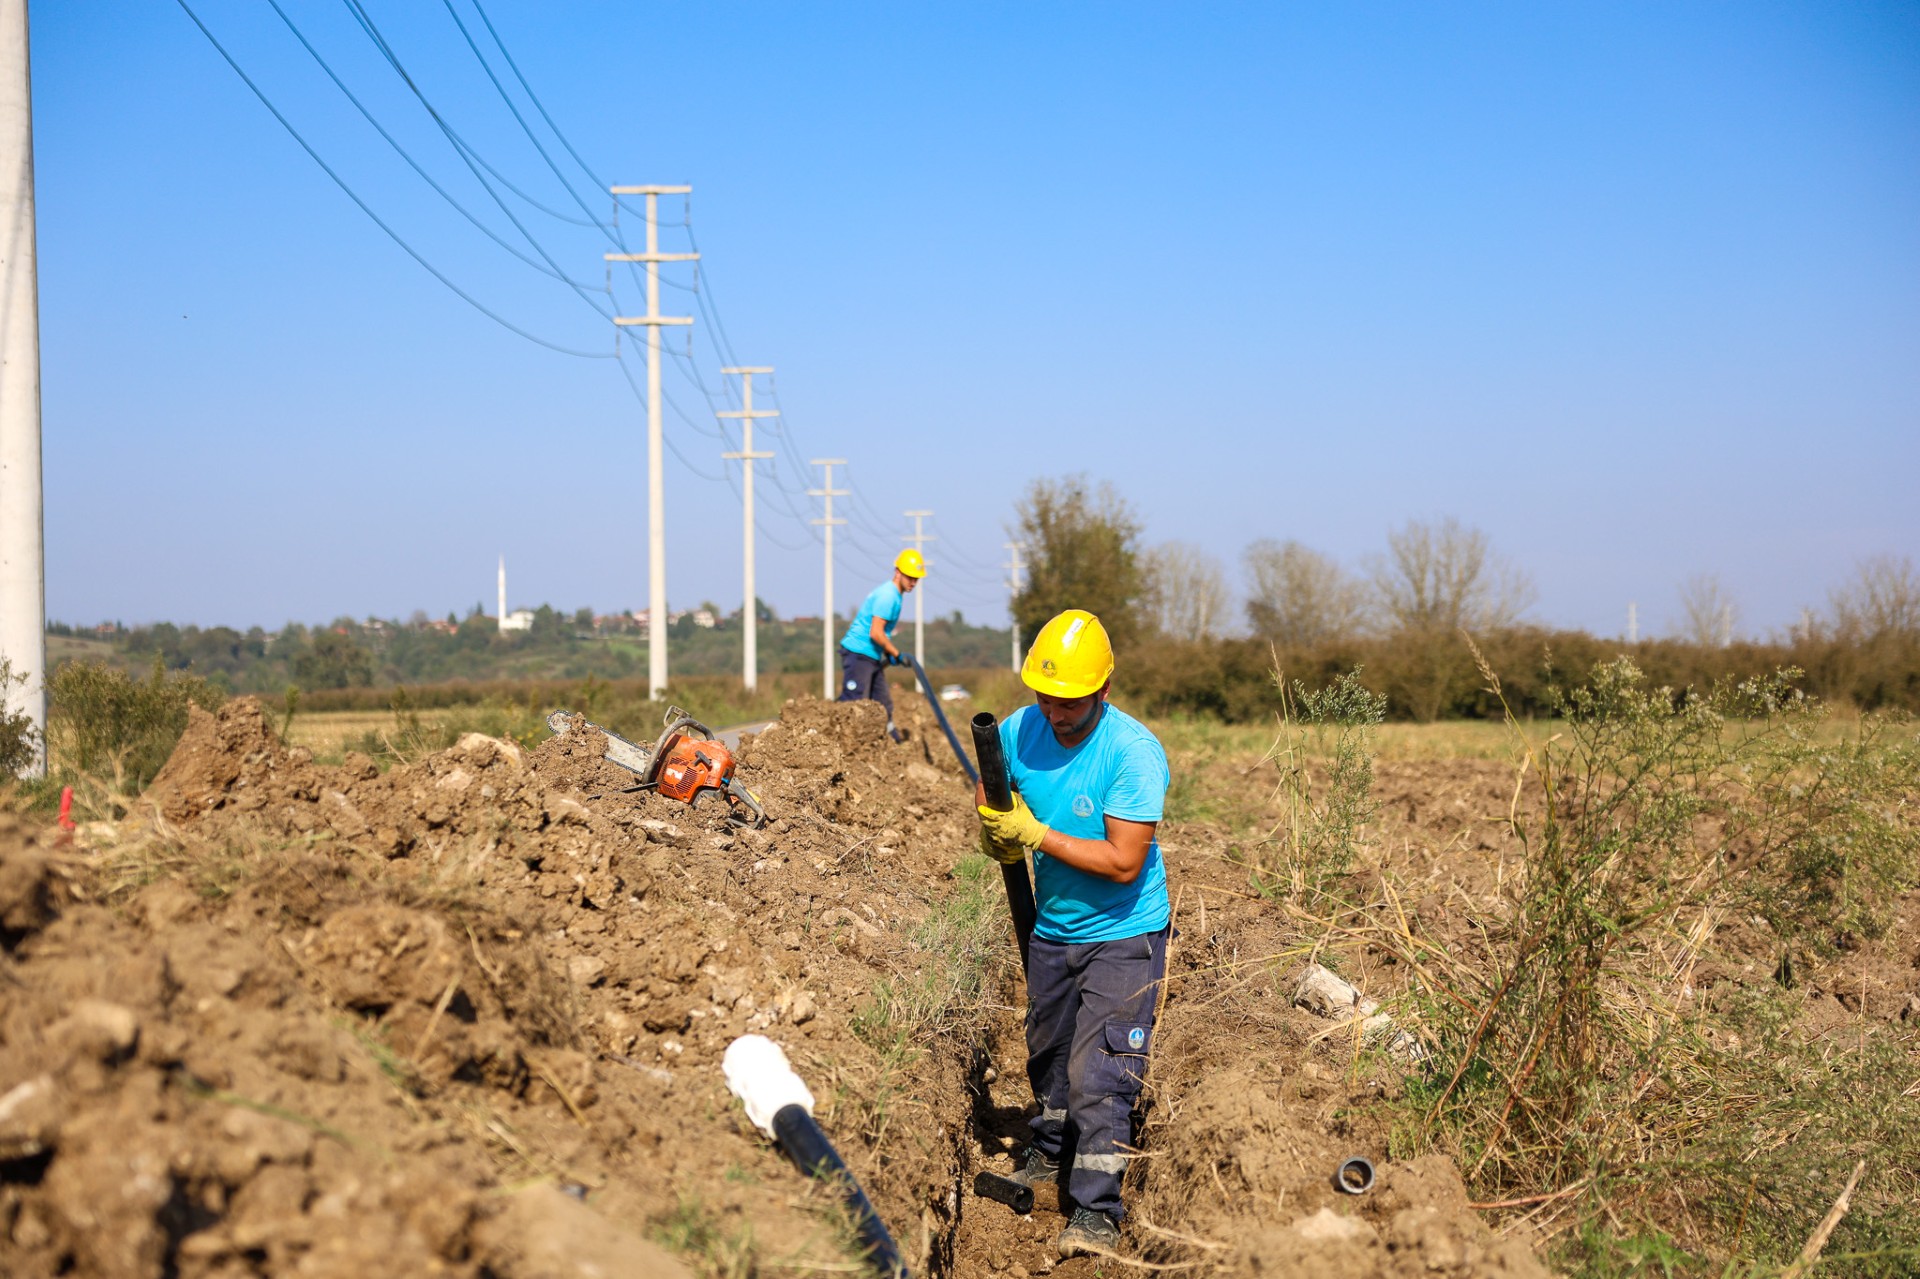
[998,703,1170,944]
[840,582,904,659]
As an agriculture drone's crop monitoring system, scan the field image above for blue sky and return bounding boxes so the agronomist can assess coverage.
[29,1,1919,638]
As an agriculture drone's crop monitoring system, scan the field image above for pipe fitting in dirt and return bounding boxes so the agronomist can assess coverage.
[1334,1156,1376,1195]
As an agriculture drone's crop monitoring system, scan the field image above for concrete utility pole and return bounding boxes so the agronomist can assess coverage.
[0,0,45,776]
[719,367,775,693]
[809,459,848,700]
[1004,541,1025,674]
[609,185,696,699]
[903,509,933,687]
[497,557,507,633]
[1627,601,1637,644]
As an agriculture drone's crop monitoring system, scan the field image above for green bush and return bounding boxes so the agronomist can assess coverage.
[0,658,41,779]
[49,657,226,795]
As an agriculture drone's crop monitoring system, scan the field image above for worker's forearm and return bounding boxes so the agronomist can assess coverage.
[1036,828,1143,884]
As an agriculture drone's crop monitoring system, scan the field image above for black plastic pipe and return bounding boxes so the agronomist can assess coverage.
[906,656,979,786]
[972,1170,1035,1215]
[971,712,1013,811]
[772,1103,908,1278]
[971,711,1036,972]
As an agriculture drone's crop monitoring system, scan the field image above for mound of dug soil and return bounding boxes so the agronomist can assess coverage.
[2,694,1548,1278]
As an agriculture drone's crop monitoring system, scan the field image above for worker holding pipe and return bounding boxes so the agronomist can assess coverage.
[976,608,1170,1258]
[838,550,926,740]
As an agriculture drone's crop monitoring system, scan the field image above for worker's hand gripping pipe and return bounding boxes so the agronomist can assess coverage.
[905,656,979,786]
[971,712,1037,972]
[724,1036,908,1278]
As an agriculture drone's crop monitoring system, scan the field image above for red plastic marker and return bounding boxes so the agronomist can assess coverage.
[57,785,75,831]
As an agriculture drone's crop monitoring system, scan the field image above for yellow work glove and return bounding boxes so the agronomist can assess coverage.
[978,827,1026,866]
[977,792,1050,854]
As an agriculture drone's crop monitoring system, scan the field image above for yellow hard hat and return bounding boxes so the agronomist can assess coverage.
[1021,609,1115,698]
[894,549,927,579]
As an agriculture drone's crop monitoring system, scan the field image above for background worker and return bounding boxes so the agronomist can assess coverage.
[976,609,1171,1258]
[837,549,926,740]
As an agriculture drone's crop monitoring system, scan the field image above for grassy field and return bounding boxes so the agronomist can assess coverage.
[282,710,401,759]
[284,702,1556,766]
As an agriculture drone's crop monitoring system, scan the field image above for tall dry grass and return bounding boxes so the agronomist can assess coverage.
[1376,652,1920,1271]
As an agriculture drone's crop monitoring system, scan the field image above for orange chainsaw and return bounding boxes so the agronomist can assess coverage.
[545,706,767,828]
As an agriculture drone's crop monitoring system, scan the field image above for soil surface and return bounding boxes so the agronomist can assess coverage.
[20,691,1854,1277]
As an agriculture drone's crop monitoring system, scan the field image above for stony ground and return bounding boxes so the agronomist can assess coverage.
[4,692,1911,1277]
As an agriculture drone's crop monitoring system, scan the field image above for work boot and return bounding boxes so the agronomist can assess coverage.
[1056,1207,1121,1257]
[1007,1147,1060,1188]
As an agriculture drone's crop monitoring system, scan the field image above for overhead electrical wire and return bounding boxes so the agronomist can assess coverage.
[437,0,615,233]
[612,344,727,484]
[172,0,613,359]
[338,0,599,228]
[263,0,605,291]
[340,0,616,324]
[181,0,899,589]
[342,0,737,448]
[322,0,754,509]
[435,6,998,590]
[469,0,611,191]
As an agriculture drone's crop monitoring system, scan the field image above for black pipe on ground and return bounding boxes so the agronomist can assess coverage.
[971,1169,1034,1216]
[726,1036,909,1278]
[772,1104,909,1278]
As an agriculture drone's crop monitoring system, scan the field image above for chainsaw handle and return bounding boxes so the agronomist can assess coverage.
[725,777,768,828]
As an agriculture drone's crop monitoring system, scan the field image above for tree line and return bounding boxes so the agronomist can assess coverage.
[1008,475,1920,720]
[51,602,1016,695]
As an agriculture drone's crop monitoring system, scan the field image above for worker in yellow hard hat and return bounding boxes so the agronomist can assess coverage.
[975,609,1170,1258]
[836,549,927,739]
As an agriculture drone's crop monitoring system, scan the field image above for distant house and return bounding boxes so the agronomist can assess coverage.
[500,609,535,632]
[690,609,717,629]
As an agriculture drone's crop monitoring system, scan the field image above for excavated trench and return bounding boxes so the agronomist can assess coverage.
[0,691,1554,1279]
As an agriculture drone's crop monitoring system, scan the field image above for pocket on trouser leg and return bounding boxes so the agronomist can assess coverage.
[1097,1021,1151,1097]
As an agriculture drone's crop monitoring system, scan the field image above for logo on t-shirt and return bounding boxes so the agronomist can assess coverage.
[1072,794,1095,818]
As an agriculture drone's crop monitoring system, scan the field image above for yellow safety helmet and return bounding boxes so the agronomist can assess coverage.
[1021,609,1115,698]
[894,549,928,579]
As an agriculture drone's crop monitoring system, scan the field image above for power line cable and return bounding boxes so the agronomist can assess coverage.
[263,0,602,291]
[437,0,618,234]
[340,0,600,231]
[468,0,610,190]
[173,0,614,359]
[341,0,620,329]
[610,346,727,483]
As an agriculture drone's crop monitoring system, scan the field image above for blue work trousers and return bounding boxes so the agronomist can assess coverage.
[1025,927,1167,1222]
[837,647,896,728]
